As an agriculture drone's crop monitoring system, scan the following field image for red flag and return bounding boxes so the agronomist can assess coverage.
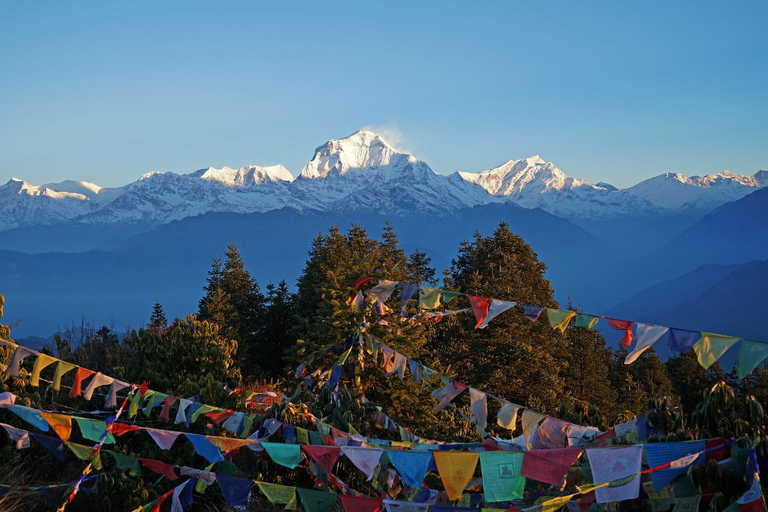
[151,489,174,512]
[467,295,491,329]
[140,458,178,481]
[605,318,633,347]
[303,445,341,476]
[323,435,335,446]
[108,422,141,436]
[207,410,235,424]
[521,447,582,486]
[354,276,376,289]
[340,494,382,512]
[69,368,95,397]
[159,396,179,421]
[139,381,149,395]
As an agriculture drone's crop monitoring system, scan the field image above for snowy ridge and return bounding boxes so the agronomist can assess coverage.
[1,130,765,231]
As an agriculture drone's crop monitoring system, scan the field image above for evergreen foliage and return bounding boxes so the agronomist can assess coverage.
[147,301,167,334]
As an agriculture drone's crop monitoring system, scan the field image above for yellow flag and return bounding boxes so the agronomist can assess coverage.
[40,411,72,442]
[30,354,57,387]
[419,287,442,309]
[433,451,479,500]
[205,436,255,453]
[51,361,76,392]
[547,309,576,334]
[694,333,740,369]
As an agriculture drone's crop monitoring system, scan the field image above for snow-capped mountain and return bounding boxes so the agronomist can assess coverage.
[1,129,765,232]
[625,171,768,213]
[455,156,663,219]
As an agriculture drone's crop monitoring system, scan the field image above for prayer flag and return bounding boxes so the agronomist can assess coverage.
[217,474,253,507]
[586,446,643,503]
[433,451,479,500]
[30,353,57,387]
[303,445,341,476]
[668,328,699,356]
[106,380,130,408]
[521,409,546,444]
[140,458,178,481]
[75,417,115,444]
[388,450,432,488]
[547,309,576,333]
[185,434,225,464]
[694,333,740,369]
[479,451,524,502]
[341,446,383,481]
[262,442,301,469]
[0,422,30,449]
[644,440,705,492]
[175,399,192,425]
[383,500,431,512]
[520,447,582,486]
[147,428,181,450]
[400,284,419,316]
[340,495,382,512]
[432,381,468,411]
[523,305,545,322]
[625,324,669,364]
[441,291,464,304]
[605,318,633,347]
[256,482,298,510]
[171,479,195,512]
[468,296,491,328]
[419,287,442,309]
[31,433,65,461]
[367,280,398,303]
[387,352,407,380]
[469,388,488,436]
[69,367,96,397]
[533,416,569,449]
[83,372,114,401]
[159,396,179,421]
[574,314,599,330]
[738,340,768,379]
[496,401,521,430]
[40,411,72,442]
[6,405,50,432]
[105,450,142,476]
[7,346,35,376]
[298,488,338,512]
[478,300,516,329]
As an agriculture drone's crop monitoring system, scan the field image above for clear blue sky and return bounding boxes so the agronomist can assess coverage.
[1,1,766,188]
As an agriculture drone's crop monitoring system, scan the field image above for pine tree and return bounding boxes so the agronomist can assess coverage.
[198,255,223,319]
[148,301,168,334]
[609,347,675,419]
[428,223,569,413]
[260,280,295,378]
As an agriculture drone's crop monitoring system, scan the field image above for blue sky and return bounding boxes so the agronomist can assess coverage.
[1,1,766,188]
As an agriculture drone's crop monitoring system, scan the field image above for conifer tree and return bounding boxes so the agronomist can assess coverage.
[260,280,295,378]
[429,223,569,413]
[148,301,168,334]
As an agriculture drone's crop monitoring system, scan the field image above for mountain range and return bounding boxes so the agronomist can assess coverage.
[1,129,766,343]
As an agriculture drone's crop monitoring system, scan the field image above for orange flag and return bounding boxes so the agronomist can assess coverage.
[40,412,73,442]
[433,451,479,500]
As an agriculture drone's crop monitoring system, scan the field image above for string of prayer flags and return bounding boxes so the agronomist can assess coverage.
[468,388,488,436]
[547,309,576,333]
[574,314,599,330]
[1,422,30,449]
[737,340,768,379]
[432,381,468,411]
[478,451,524,502]
[387,450,432,488]
[477,300,516,329]
[668,328,699,356]
[419,287,442,309]
[496,401,521,430]
[694,333,740,369]
[520,447,582,487]
[262,442,302,469]
[586,446,643,503]
[644,440,705,492]
[468,296,491,328]
[185,434,225,464]
[605,318,633,347]
[341,446,383,481]
[383,499,431,512]
[303,445,341,476]
[339,494,383,512]
[217,474,253,507]
[298,488,338,512]
[256,482,297,510]
[29,353,56,387]
[625,324,669,364]
[433,451,479,500]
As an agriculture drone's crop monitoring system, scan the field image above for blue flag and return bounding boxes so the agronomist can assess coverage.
[217,474,253,507]
[388,450,432,488]
[185,434,224,464]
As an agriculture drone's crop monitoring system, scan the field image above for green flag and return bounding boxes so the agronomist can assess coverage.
[547,309,576,333]
[256,481,297,509]
[262,442,301,469]
[419,287,441,309]
[737,340,768,379]
[75,417,115,444]
[574,314,599,330]
[694,333,739,369]
[142,392,167,418]
[297,488,337,512]
[105,450,142,476]
[479,451,525,502]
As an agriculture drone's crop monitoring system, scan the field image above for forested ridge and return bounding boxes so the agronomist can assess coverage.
[1,222,767,511]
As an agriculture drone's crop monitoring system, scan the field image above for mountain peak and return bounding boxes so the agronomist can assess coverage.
[300,129,415,179]
[195,164,294,186]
